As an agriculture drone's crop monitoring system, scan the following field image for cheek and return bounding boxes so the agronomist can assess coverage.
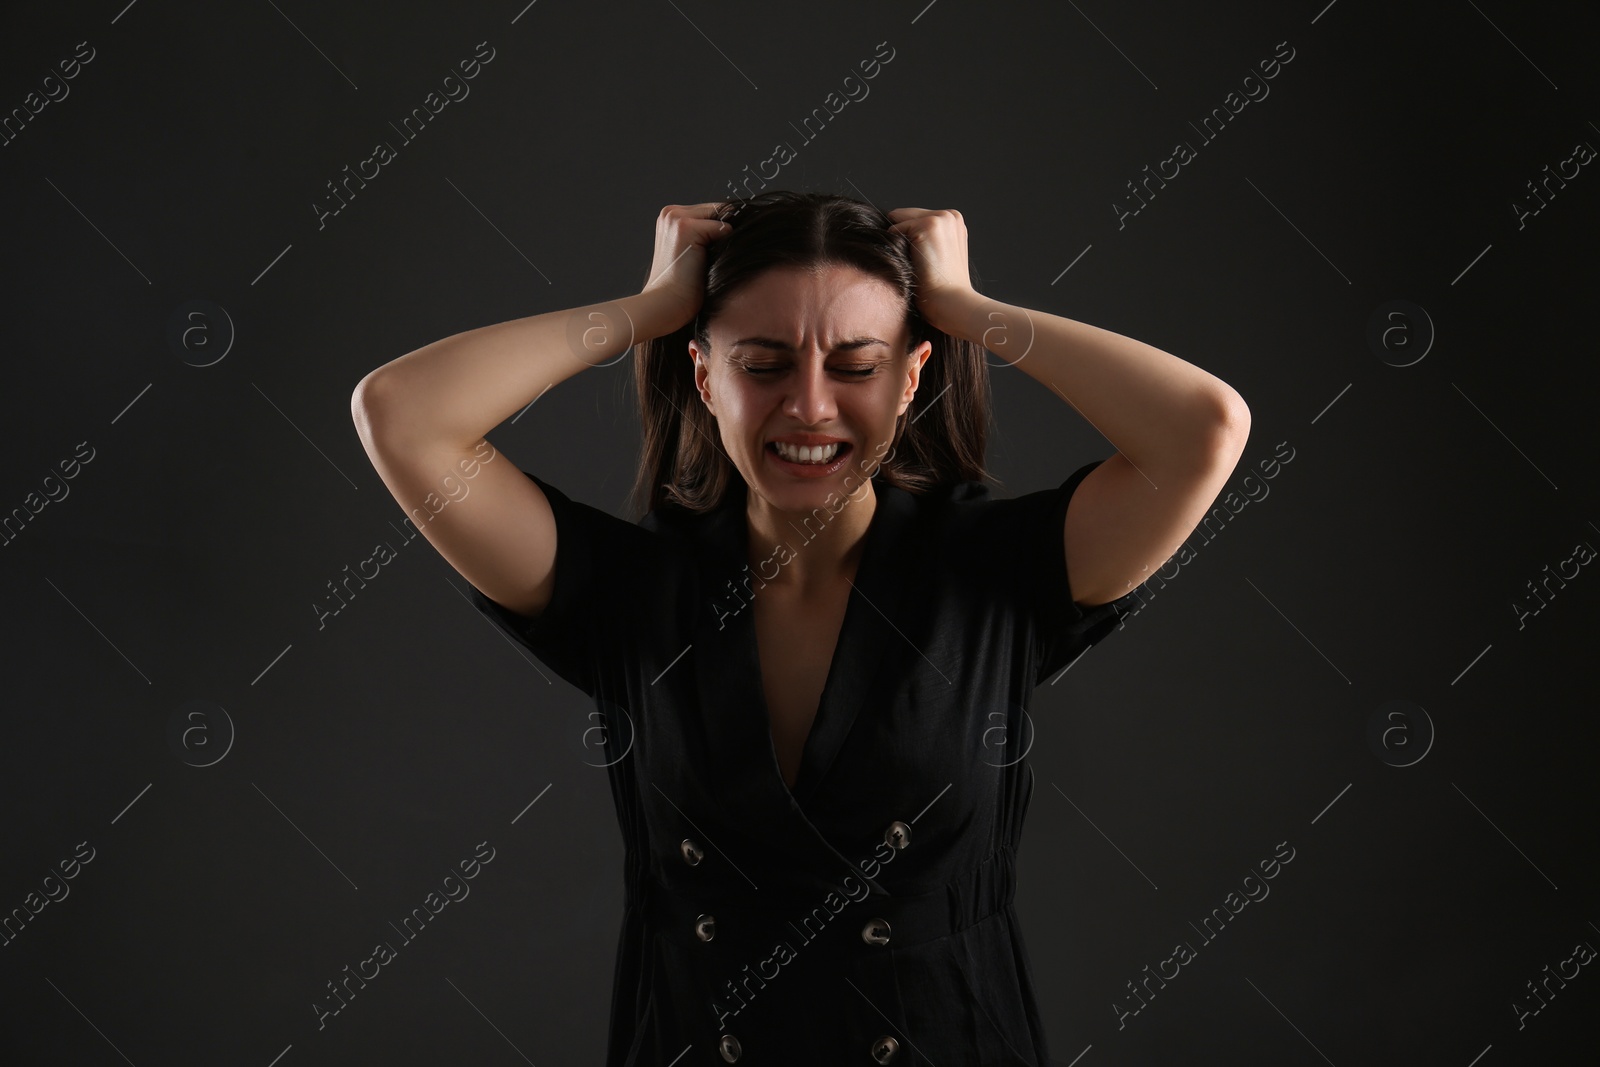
[856,380,906,422]
[712,379,770,443]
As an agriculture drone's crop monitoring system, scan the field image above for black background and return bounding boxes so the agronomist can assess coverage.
[1,0,1596,1063]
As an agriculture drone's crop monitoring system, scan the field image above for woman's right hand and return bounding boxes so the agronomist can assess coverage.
[637,202,730,337]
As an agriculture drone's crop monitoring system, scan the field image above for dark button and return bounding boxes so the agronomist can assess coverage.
[870,1034,900,1063]
[884,821,911,850]
[861,917,891,946]
[680,838,704,866]
[695,913,717,942]
[719,1033,742,1062]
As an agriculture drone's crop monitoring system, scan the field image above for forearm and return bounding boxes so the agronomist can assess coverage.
[935,290,1246,474]
[353,290,676,452]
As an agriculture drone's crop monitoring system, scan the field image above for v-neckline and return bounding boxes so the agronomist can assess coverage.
[680,473,921,826]
[733,481,888,802]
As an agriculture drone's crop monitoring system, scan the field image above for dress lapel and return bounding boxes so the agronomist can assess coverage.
[790,479,916,807]
[686,475,919,879]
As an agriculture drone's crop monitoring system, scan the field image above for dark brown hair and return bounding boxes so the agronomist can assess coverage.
[628,190,992,519]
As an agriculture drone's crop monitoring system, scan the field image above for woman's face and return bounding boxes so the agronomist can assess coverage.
[689,263,932,512]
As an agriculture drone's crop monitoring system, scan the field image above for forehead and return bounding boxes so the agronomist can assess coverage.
[711,265,904,344]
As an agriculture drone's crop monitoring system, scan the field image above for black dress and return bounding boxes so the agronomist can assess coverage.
[469,459,1147,1066]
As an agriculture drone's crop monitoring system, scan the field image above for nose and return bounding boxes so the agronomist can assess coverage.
[782,353,839,425]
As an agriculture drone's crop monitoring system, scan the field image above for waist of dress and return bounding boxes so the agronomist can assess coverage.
[637,844,1019,955]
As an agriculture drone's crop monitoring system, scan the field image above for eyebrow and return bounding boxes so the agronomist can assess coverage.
[728,336,891,352]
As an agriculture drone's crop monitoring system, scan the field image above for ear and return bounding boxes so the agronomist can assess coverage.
[898,340,933,416]
[688,338,715,413]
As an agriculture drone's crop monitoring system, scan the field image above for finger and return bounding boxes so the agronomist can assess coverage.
[664,202,730,221]
[687,216,731,237]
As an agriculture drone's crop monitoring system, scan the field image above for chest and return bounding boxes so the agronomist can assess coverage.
[750,583,851,791]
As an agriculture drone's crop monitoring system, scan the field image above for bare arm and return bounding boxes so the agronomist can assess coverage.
[350,294,650,620]
[942,286,1248,606]
[350,203,731,619]
[887,207,1248,607]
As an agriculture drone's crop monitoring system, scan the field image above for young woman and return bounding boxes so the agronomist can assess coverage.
[352,192,1249,1066]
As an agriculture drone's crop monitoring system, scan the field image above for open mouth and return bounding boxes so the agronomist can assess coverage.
[765,440,853,475]
[767,440,850,465]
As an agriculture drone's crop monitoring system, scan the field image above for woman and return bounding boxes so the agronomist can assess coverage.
[352,192,1249,1065]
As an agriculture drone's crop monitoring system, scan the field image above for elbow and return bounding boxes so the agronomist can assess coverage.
[350,370,393,447]
[1205,389,1251,466]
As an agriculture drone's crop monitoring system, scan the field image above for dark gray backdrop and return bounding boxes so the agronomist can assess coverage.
[2,0,1596,1063]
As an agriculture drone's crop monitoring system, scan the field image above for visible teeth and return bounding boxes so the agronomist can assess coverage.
[773,440,841,464]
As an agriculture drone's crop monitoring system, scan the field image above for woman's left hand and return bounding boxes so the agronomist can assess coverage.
[886,207,978,334]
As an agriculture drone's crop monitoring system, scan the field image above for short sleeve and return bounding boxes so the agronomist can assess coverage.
[1028,459,1147,682]
[467,469,635,696]
[960,458,1147,686]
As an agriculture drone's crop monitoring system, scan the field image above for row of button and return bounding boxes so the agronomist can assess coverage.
[680,820,911,871]
[717,1033,900,1063]
[696,911,892,946]
[685,820,914,1062]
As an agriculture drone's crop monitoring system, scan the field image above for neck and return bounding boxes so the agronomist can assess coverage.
[745,481,877,594]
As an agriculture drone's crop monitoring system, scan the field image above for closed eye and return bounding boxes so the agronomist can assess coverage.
[745,366,878,378]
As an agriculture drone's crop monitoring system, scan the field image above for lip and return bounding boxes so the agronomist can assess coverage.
[765,439,853,478]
